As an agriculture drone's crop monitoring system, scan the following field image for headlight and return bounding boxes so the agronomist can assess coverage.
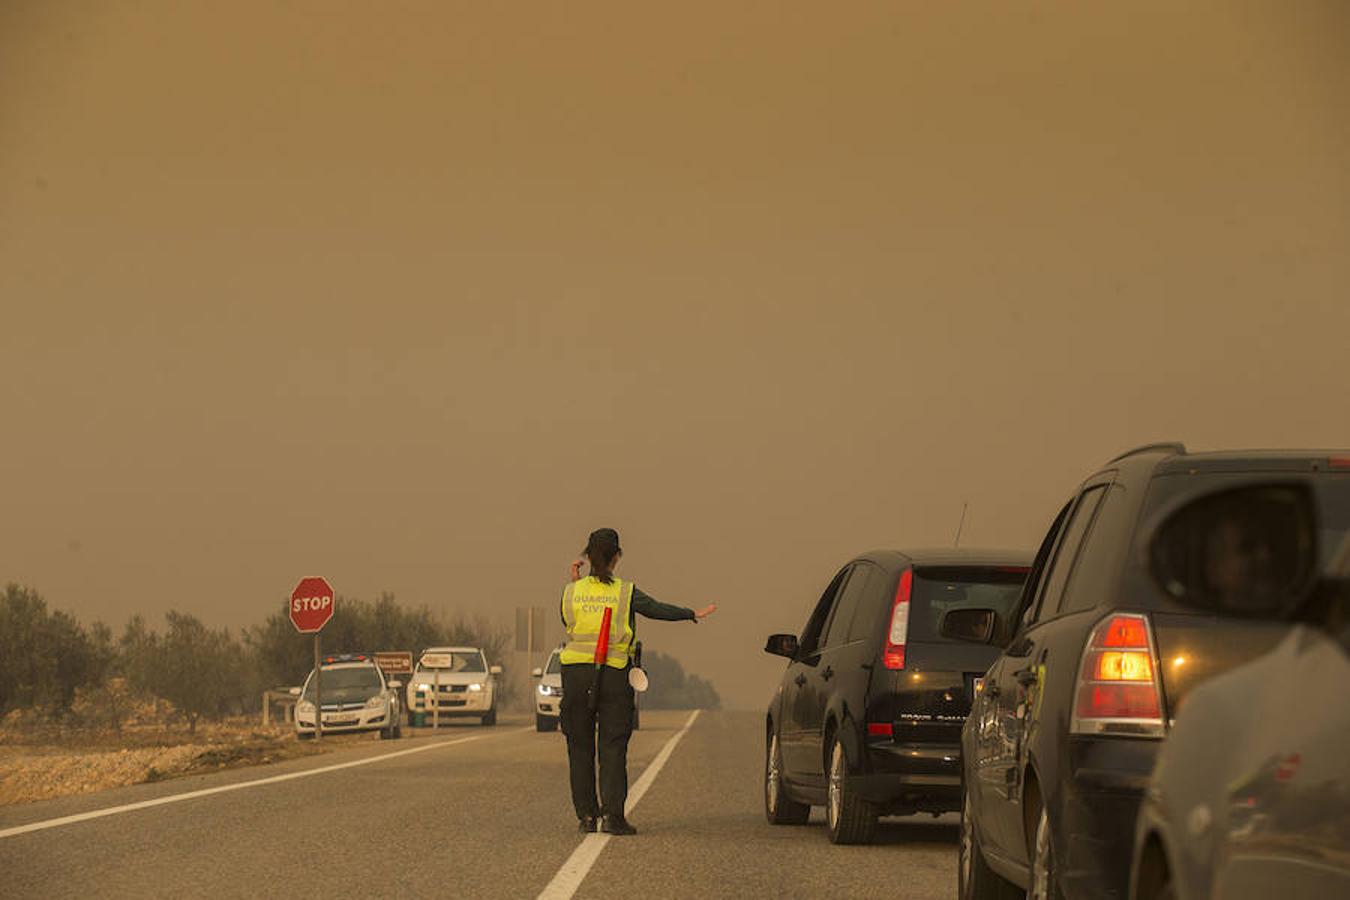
[415,683,433,692]
[297,701,315,714]
[468,683,483,692]
[364,696,385,709]
[538,684,555,696]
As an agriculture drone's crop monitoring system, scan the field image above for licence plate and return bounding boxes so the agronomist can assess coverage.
[326,716,358,725]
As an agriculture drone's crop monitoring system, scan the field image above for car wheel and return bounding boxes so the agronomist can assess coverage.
[482,706,497,726]
[1029,803,1067,900]
[297,731,314,742]
[765,731,811,825]
[536,713,558,732]
[825,738,876,844]
[960,788,1022,900]
[632,706,640,731]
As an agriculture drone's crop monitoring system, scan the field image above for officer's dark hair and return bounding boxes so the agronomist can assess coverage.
[584,528,622,584]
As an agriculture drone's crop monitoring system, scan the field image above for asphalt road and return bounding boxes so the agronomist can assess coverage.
[0,711,957,899]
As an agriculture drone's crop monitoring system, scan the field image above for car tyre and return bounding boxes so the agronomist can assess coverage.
[825,738,876,844]
[632,706,640,731]
[960,788,1022,900]
[1029,802,1067,900]
[482,705,497,726]
[765,731,811,825]
[297,731,314,742]
[536,714,558,733]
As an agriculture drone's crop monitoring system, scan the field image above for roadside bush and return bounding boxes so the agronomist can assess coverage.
[641,651,722,710]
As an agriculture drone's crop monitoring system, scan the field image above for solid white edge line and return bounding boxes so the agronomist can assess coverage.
[0,727,531,840]
[536,709,702,900]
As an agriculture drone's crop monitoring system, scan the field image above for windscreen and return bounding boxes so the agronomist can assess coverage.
[545,652,562,674]
[417,651,486,673]
[303,667,383,702]
[909,567,1028,642]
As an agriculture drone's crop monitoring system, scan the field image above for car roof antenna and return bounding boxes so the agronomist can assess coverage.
[954,501,969,548]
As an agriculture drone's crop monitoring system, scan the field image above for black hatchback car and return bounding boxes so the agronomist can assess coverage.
[763,549,1031,844]
[954,445,1345,900]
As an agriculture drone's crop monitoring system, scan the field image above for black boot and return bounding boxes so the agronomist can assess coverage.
[578,816,598,834]
[601,815,637,836]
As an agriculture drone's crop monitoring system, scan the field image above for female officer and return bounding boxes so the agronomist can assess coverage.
[559,527,716,835]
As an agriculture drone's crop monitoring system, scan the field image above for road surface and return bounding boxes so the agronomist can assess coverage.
[0,711,958,899]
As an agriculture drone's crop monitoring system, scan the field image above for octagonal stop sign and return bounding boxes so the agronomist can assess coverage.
[289,576,335,633]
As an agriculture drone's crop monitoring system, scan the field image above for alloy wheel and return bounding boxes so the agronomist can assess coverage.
[766,734,782,815]
[1030,806,1052,900]
[827,743,843,832]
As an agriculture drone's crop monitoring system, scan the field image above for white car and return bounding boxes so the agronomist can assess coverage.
[293,655,402,740]
[407,646,501,726]
[532,648,563,732]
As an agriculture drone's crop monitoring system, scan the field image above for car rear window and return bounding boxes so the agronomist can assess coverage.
[909,567,1029,642]
[1126,471,1350,608]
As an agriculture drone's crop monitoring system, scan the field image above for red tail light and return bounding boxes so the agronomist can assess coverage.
[1070,613,1166,738]
[883,569,912,670]
[867,722,894,737]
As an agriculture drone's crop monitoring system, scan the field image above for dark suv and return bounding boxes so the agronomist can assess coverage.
[955,445,1345,900]
[763,549,1031,844]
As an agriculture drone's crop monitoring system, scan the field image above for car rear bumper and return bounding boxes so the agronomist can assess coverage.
[851,741,963,811]
[1058,738,1158,899]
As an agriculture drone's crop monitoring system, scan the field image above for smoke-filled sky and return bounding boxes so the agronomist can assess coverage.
[3,1,1348,708]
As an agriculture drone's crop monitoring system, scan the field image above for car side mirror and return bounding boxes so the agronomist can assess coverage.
[764,633,799,659]
[489,665,503,675]
[939,608,999,644]
[1148,481,1320,619]
[387,680,402,689]
[531,667,543,678]
[288,686,301,696]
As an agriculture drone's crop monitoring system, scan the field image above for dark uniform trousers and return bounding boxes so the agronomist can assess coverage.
[560,662,636,820]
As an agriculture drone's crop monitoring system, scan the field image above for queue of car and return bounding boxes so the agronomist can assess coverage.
[762,444,1350,899]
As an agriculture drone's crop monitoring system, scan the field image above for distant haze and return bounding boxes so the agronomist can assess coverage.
[3,2,1348,709]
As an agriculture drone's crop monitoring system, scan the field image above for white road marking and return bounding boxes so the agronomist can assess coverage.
[0,727,531,840]
[536,710,701,900]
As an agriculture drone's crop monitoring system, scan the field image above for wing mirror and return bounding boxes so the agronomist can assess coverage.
[387,679,402,690]
[489,665,503,675]
[1148,482,1320,619]
[939,608,1000,645]
[531,667,544,678]
[288,686,301,696]
[764,633,799,659]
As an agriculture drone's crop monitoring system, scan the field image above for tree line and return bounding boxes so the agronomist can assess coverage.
[1,584,722,732]
[0,584,510,733]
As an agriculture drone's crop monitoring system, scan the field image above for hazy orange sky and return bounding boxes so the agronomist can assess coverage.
[3,1,1348,708]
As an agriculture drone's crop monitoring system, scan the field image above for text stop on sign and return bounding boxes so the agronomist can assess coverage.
[289,576,336,633]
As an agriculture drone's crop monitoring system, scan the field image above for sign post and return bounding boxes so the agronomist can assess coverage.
[289,576,336,742]
[420,651,452,731]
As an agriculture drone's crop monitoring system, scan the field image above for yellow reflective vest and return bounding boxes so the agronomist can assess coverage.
[560,576,635,669]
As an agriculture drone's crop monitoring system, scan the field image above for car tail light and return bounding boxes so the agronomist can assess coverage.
[1070,613,1166,738]
[883,569,912,670]
[1330,457,1350,470]
[867,722,893,737]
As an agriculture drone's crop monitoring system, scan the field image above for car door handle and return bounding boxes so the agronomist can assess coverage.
[1014,668,1038,687]
[794,674,807,687]
[821,666,834,681]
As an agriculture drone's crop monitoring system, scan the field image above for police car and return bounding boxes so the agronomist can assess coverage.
[406,646,501,726]
[293,654,403,740]
[532,647,563,732]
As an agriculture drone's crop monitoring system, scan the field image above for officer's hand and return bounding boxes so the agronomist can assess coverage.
[570,559,585,582]
[694,604,717,620]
